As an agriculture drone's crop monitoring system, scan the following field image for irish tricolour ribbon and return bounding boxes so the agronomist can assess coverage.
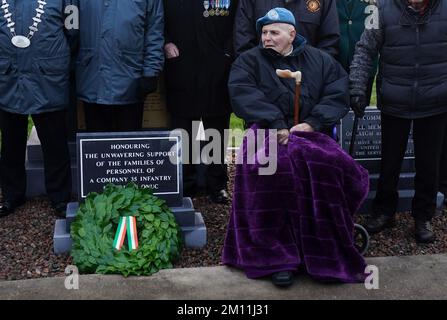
[113,216,139,251]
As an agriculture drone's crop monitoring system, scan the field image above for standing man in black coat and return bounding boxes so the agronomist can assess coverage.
[234,0,340,57]
[163,0,237,203]
[350,0,447,243]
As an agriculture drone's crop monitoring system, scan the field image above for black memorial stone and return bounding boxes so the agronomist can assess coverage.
[77,131,183,207]
[340,109,415,173]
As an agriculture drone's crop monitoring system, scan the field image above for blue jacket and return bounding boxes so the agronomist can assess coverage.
[0,0,78,114]
[76,0,164,105]
[229,35,349,132]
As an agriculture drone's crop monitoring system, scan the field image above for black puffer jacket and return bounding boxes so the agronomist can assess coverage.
[378,0,447,118]
[350,0,447,119]
[229,35,349,132]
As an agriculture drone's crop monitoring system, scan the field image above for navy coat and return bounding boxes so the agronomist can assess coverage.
[0,0,78,114]
[76,0,164,105]
[229,35,349,132]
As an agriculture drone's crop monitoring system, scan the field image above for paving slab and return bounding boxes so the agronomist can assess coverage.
[1,254,446,300]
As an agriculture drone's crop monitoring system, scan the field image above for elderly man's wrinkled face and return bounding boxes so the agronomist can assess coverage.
[261,23,296,56]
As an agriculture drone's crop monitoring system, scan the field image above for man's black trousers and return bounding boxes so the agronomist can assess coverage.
[373,112,447,221]
[84,102,144,132]
[0,109,72,204]
[170,115,230,195]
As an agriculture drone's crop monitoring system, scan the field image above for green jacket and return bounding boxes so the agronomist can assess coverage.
[337,0,377,74]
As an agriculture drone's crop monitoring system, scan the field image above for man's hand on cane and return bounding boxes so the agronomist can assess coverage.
[277,129,290,145]
[290,123,314,133]
[275,68,306,144]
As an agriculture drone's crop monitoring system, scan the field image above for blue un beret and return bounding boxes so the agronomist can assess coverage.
[256,7,296,33]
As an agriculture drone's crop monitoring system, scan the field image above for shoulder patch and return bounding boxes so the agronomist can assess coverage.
[306,0,321,13]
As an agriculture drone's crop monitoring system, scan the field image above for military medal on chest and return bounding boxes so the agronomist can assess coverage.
[204,0,230,18]
[215,0,220,16]
[203,0,210,17]
[223,0,230,16]
[219,0,227,16]
[209,0,215,16]
[1,0,47,48]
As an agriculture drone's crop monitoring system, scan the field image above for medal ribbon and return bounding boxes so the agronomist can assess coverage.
[223,0,230,13]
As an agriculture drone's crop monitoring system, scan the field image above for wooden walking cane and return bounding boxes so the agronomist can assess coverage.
[276,69,302,125]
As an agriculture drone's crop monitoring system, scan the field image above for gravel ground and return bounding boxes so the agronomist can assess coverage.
[0,197,73,281]
[1,158,447,281]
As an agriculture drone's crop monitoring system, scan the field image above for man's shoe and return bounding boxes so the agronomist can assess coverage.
[209,189,229,204]
[0,198,25,218]
[415,219,435,243]
[365,214,395,234]
[52,202,67,218]
[271,271,294,287]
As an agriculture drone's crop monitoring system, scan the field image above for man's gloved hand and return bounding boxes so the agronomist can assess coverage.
[350,95,368,118]
[140,76,158,95]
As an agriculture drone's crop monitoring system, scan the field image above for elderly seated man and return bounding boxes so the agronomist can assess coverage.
[222,8,370,287]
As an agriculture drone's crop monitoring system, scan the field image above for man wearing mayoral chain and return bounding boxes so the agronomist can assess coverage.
[0,0,78,218]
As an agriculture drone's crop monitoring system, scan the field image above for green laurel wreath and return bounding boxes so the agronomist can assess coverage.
[70,183,183,276]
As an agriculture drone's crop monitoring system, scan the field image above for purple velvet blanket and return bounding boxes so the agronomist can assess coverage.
[222,128,370,282]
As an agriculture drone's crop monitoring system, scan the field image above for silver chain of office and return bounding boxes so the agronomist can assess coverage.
[1,0,47,48]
